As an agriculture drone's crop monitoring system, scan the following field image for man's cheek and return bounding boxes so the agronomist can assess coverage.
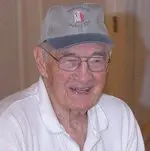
[57,71,70,81]
[53,73,69,86]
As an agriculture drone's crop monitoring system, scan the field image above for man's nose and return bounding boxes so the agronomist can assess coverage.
[75,61,93,82]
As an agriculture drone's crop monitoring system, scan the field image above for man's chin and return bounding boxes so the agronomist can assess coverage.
[65,88,100,111]
[67,96,97,111]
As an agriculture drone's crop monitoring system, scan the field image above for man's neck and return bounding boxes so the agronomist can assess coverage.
[57,109,87,129]
[55,107,88,151]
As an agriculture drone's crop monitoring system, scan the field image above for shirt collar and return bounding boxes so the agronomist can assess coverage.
[88,102,109,136]
[37,77,109,134]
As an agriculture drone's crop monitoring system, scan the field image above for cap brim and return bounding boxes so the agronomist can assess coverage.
[46,33,113,49]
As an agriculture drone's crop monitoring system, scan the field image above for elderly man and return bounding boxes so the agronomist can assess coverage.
[0,3,144,151]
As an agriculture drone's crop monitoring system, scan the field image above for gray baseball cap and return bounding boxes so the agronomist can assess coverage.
[40,3,113,49]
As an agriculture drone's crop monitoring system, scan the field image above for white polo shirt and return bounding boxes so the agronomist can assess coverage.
[0,78,145,151]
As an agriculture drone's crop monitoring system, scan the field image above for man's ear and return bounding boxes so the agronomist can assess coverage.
[33,47,48,78]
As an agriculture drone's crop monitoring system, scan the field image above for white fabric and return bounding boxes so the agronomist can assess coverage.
[0,78,145,151]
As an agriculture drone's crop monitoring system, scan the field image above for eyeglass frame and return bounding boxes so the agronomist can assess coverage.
[38,43,111,72]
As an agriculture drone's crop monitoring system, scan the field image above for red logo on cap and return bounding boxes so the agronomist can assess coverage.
[73,10,85,23]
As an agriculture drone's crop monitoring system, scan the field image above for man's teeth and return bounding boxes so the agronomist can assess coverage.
[70,87,91,94]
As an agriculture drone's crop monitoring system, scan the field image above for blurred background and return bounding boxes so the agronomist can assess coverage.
[0,0,150,149]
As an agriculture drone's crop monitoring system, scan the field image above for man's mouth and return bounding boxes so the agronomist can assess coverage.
[69,87,92,95]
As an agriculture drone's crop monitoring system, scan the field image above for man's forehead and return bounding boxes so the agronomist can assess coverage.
[58,43,107,54]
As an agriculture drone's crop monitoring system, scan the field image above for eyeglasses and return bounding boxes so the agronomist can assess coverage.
[39,45,110,72]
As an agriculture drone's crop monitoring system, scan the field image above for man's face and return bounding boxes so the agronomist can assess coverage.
[43,43,109,112]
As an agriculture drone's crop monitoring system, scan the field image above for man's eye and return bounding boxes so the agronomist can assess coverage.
[94,59,101,62]
[90,57,104,63]
[60,57,78,64]
[66,59,78,62]
[63,58,77,62]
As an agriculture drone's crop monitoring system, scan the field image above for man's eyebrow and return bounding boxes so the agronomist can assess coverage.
[58,51,76,57]
[91,51,106,56]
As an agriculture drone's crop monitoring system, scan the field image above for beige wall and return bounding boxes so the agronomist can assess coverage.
[0,0,20,99]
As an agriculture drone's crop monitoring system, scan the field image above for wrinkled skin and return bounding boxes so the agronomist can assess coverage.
[34,43,109,114]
